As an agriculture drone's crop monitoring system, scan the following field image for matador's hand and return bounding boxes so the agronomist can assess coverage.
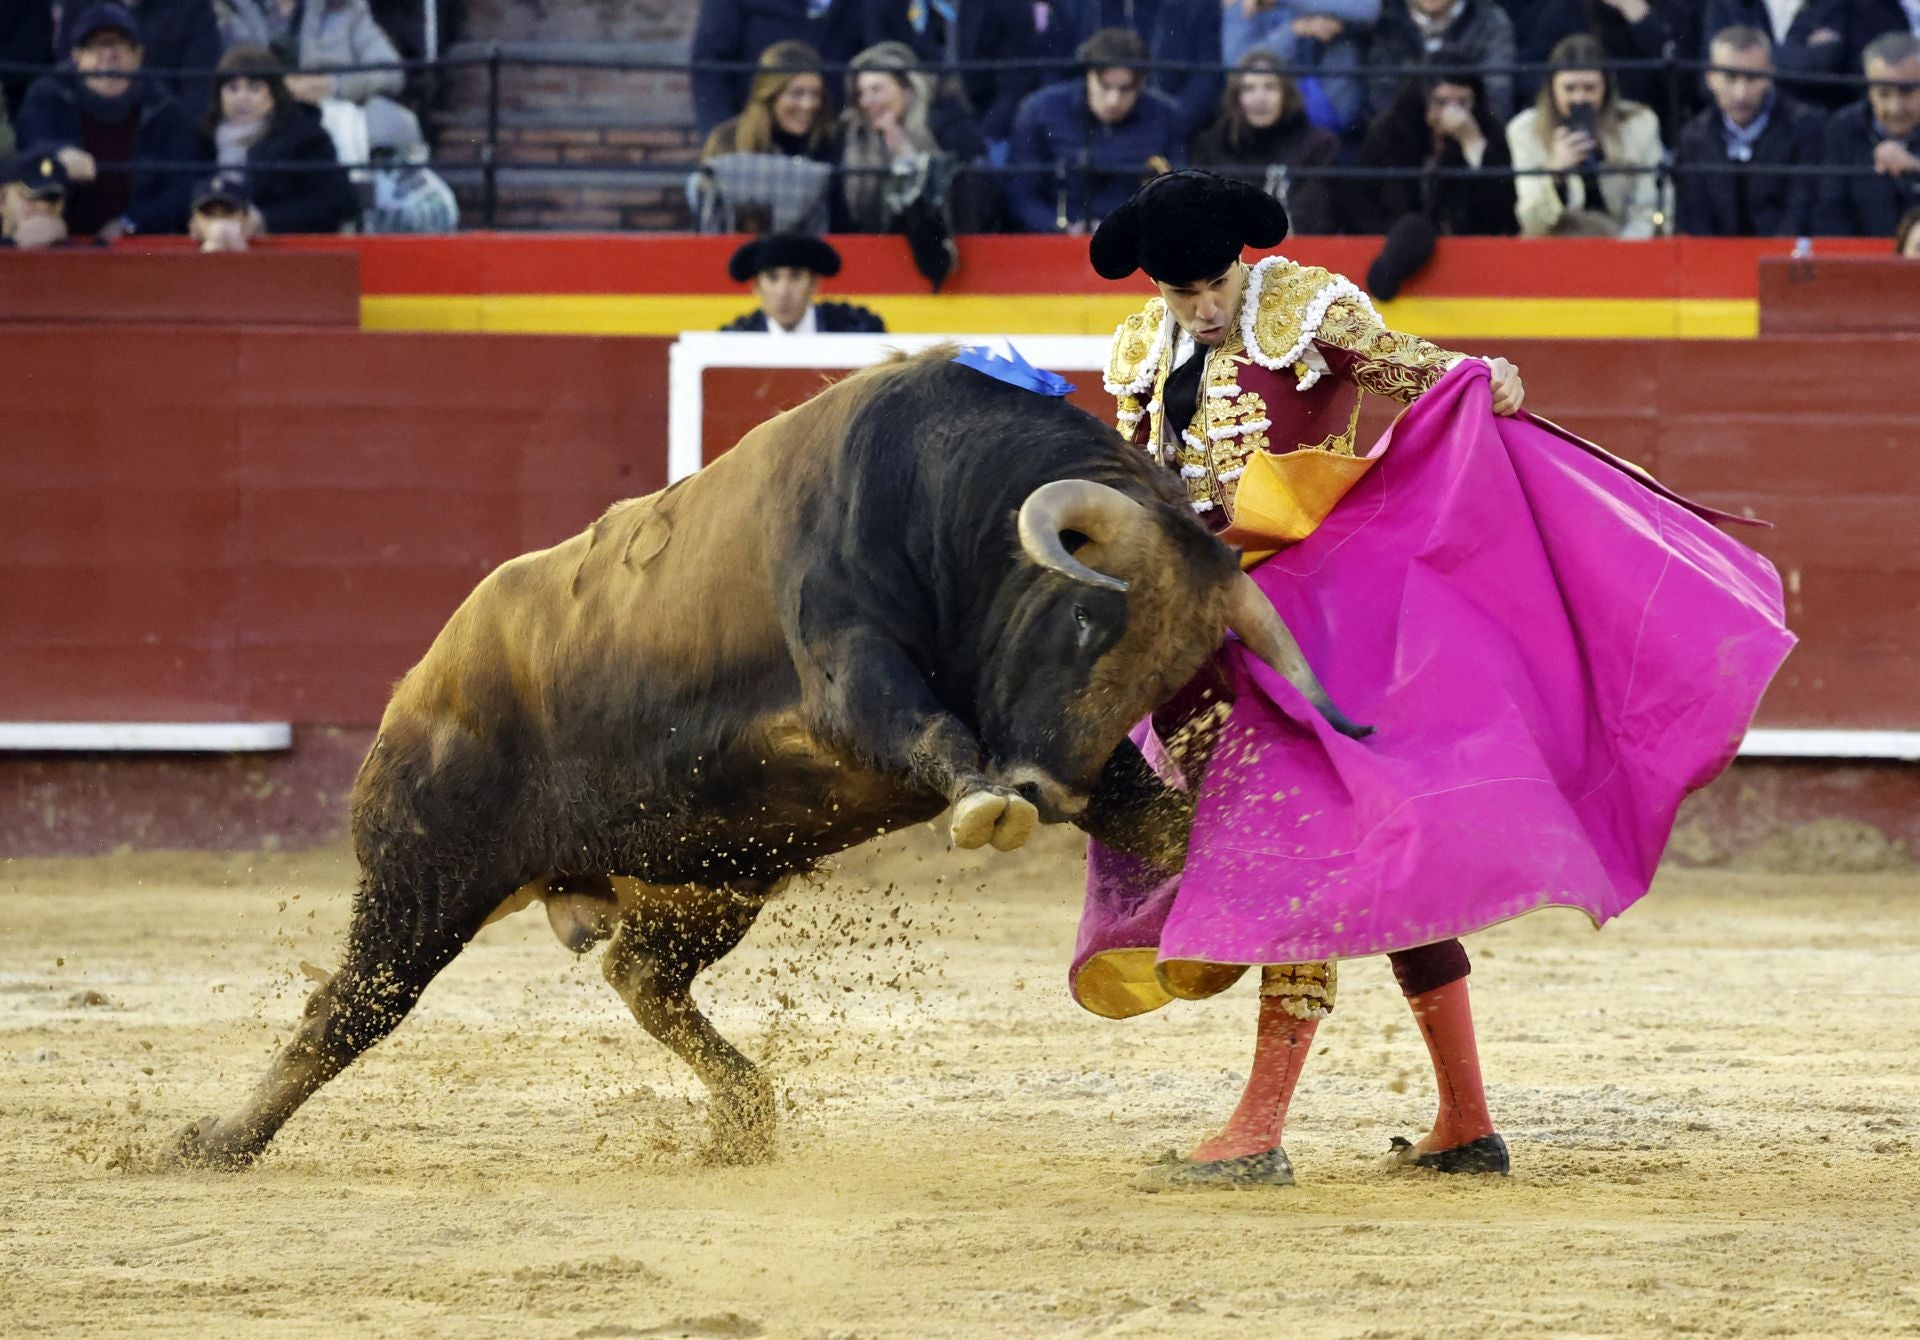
[1486,357,1524,415]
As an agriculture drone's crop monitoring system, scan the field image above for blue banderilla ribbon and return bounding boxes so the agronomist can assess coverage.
[951,342,1076,397]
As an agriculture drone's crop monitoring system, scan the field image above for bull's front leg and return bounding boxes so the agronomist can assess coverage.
[800,626,1038,852]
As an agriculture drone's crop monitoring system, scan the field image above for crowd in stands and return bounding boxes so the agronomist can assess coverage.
[0,0,456,249]
[4,0,1920,253]
[689,0,1920,271]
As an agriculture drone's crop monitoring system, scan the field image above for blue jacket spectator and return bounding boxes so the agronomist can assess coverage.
[1673,26,1824,236]
[17,5,203,236]
[1704,0,1915,111]
[1366,0,1517,125]
[863,0,1043,143]
[1005,29,1186,232]
[691,0,870,135]
[1814,35,1920,236]
[1220,0,1383,136]
[59,0,221,116]
[0,5,56,122]
[1146,0,1224,138]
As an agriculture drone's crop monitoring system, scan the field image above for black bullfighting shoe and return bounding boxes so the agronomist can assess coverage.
[1133,1145,1296,1191]
[1388,1132,1511,1175]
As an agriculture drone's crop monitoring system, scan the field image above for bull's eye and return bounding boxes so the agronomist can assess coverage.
[1072,603,1090,630]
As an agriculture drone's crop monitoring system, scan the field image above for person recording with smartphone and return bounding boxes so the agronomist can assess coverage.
[1506,33,1666,237]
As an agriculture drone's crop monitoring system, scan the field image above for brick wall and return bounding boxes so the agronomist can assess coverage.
[436,0,703,230]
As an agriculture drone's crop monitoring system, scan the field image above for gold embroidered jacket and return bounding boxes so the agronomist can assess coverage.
[1104,255,1466,517]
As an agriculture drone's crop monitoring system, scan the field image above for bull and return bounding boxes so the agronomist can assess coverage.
[168,347,1359,1170]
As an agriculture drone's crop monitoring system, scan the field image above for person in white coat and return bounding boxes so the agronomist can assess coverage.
[1505,32,1664,237]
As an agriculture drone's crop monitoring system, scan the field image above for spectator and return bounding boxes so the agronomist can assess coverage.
[58,0,221,113]
[1366,0,1517,125]
[721,232,889,332]
[1673,26,1823,236]
[1900,204,1920,253]
[1189,48,1339,233]
[186,168,255,249]
[1815,32,1920,236]
[1705,0,1915,112]
[863,0,1042,146]
[16,3,202,238]
[1005,27,1186,233]
[690,0,868,136]
[1506,33,1663,237]
[1220,0,1382,137]
[1,7,54,125]
[1147,0,1225,138]
[1343,52,1516,237]
[215,0,404,106]
[197,44,355,234]
[703,40,837,162]
[696,41,839,234]
[836,40,993,236]
[1,148,72,248]
[1518,0,1693,130]
[363,95,457,232]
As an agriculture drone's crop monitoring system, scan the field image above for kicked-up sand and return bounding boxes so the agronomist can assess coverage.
[2,827,1917,1338]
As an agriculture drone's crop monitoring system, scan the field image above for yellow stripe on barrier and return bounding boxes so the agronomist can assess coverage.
[361,293,1762,340]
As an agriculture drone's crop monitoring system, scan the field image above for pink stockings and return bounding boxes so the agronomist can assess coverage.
[1189,941,1494,1162]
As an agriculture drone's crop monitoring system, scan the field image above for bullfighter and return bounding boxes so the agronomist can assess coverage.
[1075,169,1793,1188]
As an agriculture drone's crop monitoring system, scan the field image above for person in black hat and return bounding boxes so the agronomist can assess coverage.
[187,169,255,251]
[14,2,202,238]
[720,233,888,334]
[1,149,74,249]
[1089,169,1525,1190]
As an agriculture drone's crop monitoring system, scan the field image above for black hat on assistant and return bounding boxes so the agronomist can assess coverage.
[191,171,253,212]
[1089,170,1289,286]
[727,233,842,283]
[7,151,70,199]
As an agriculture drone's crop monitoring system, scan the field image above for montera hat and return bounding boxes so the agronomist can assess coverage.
[1089,170,1289,286]
[727,233,842,283]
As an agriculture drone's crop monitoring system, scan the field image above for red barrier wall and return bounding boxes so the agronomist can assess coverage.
[4,327,668,725]
[4,248,1917,858]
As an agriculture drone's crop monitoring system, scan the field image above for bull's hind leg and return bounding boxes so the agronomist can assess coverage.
[602,884,774,1165]
[167,874,495,1170]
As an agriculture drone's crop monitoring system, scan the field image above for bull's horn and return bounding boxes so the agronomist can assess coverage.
[1225,571,1373,740]
[1016,480,1143,593]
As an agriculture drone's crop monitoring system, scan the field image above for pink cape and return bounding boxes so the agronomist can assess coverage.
[1072,359,1796,1018]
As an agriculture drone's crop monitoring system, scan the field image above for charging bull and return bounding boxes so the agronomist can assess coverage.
[168,347,1361,1170]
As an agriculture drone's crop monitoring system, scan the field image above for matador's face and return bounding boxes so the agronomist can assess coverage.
[1155,261,1248,348]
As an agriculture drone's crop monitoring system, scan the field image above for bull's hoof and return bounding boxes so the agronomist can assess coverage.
[161,1116,259,1172]
[950,789,1038,852]
[702,1075,777,1166]
[1134,1145,1295,1192]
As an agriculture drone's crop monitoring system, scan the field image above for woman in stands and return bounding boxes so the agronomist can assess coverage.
[1506,34,1664,237]
[198,44,357,235]
[701,40,837,165]
[835,40,994,236]
[1344,55,1515,236]
[1189,49,1340,235]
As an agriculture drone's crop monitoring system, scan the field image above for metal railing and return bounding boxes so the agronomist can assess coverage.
[3,49,1913,233]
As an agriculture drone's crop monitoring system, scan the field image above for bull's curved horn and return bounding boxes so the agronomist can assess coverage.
[1016,480,1144,593]
[1225,571,1374,740]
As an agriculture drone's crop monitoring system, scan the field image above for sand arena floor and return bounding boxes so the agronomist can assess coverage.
[2,828,1918,1339]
